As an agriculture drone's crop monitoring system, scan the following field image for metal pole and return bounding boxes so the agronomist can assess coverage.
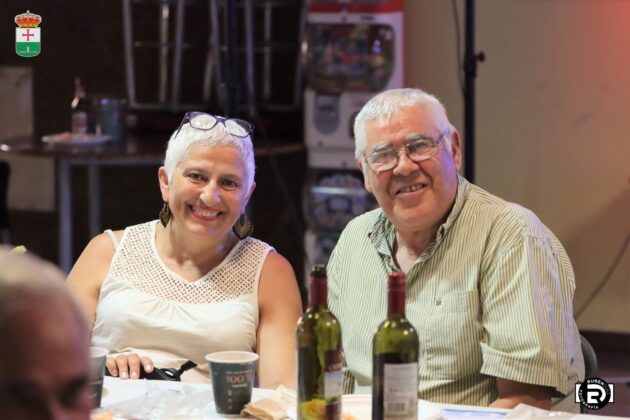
[171,0,186,110]
[244,0,257,117]
[58,160,72,273]
[225,0,240,116]
[464,0,483,182]
[122,0,137,108]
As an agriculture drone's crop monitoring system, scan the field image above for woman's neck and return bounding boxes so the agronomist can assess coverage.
[155,221,239,278]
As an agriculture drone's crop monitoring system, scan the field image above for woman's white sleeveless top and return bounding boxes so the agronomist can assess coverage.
[91,220,273,383]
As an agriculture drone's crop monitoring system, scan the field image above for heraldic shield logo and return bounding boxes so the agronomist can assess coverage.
[15,10,42,58]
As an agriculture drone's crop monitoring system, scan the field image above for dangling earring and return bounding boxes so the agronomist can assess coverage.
[232,213,253,240]
[159,202,172,227]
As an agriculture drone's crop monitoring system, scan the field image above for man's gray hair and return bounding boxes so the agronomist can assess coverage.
[0,249,87,334]
[163,117,256,191]
[353,88,455,162]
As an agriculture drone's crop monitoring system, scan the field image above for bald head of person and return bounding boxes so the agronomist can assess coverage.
[0,249,92,420]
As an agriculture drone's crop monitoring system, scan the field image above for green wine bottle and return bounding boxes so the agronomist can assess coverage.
[296,264,342,420]
[372,272,419,420]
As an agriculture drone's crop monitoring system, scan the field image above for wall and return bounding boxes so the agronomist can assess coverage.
[0,1,306,284]
[0,66,54,212]
[405,0,629,333]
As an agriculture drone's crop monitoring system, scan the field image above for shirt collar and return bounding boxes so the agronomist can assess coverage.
[368,174,470,258]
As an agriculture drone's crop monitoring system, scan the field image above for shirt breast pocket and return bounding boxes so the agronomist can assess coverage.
[421,290,483,380]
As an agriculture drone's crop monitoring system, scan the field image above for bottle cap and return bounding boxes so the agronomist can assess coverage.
[387,271,406,290]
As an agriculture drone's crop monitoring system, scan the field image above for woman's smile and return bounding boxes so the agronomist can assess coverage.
[189,205,222,221]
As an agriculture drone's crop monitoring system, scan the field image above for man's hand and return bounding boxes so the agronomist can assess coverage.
[490,378,553,410]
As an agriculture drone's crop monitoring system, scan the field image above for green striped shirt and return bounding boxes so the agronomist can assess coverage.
[328,175,584,413]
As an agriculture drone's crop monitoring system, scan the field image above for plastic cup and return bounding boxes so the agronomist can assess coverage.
[89,347,108,408]
[205,351,259,415]
[96,97,127,142]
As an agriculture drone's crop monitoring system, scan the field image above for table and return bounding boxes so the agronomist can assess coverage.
[98,376,620,419]
[98,376,501,419]
[0,133,304,273]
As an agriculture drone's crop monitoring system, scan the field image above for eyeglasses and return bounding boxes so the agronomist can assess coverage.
[174,112,254,139]
[365,133,445,173]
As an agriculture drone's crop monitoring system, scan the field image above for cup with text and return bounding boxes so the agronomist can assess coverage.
[205,351,259,415]
[89,347,108,408]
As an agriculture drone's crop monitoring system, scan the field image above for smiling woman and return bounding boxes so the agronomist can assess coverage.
[159,145,249,243]
[66,112,303,389]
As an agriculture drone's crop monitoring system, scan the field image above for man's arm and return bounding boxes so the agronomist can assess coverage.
[479,214,580,408]
[490,378,552,410]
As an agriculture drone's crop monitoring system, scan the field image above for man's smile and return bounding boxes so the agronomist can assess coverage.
[395,182,428,195]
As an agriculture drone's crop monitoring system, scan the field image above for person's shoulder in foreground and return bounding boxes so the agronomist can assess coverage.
[327,87,584,413]
[0,249,92,420]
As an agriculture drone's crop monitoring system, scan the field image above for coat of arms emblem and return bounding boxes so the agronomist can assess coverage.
[15,10,42,58]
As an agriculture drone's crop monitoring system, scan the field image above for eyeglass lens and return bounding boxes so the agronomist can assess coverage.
[368,137,440,171]
[188,113,252,138]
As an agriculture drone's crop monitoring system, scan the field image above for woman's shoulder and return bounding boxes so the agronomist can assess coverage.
[242,236,274,250]
[261,249,292,272]
[66,231,121,292]
[83,220,151,263]
[83,230,121,263]
[104,220,156,249]
[103,228,125,244]
[230,237,275,261]
[239,237,291,272]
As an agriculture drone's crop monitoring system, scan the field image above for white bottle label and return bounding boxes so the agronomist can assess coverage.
[383,362,418,419]
[324,369,342,399]
[324,349,342,417]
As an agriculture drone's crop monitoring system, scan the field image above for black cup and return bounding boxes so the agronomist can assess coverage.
[205,351,259,415]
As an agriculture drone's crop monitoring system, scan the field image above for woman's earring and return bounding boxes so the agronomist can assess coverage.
[159,202,172,227]
[232,213,253,240]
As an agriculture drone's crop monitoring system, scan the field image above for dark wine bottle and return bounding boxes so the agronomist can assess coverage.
[71,77,90,134]
[296,264,342,420]
[372,272,419,420]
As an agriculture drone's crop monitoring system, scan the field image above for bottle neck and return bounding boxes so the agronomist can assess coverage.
[308,276,327,308]
[74,80,85,98]
[387,287,405,318]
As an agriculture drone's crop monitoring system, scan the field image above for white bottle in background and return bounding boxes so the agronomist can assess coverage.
[71,77,89,134]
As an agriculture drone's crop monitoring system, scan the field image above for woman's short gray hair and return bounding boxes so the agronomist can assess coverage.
[163,119,256,191]
[353,88,454,163]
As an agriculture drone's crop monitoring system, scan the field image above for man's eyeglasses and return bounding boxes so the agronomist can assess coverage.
[365,133,445,173]
[174,112,254,139]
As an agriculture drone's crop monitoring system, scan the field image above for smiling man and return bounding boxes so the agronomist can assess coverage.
[327,88,584,413]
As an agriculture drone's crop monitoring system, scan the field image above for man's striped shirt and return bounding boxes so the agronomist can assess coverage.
[328,175,584,413]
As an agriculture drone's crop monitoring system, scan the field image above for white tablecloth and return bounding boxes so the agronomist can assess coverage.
[98,377,617,419]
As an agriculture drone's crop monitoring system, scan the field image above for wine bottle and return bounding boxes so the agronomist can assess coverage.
[296,264,342,420]
[372,272,419,420]
[71,77,90,134]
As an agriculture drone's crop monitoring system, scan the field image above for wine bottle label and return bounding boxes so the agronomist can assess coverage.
[324,370,342,399]
[324,349,342,417]
[383,362,418,419]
